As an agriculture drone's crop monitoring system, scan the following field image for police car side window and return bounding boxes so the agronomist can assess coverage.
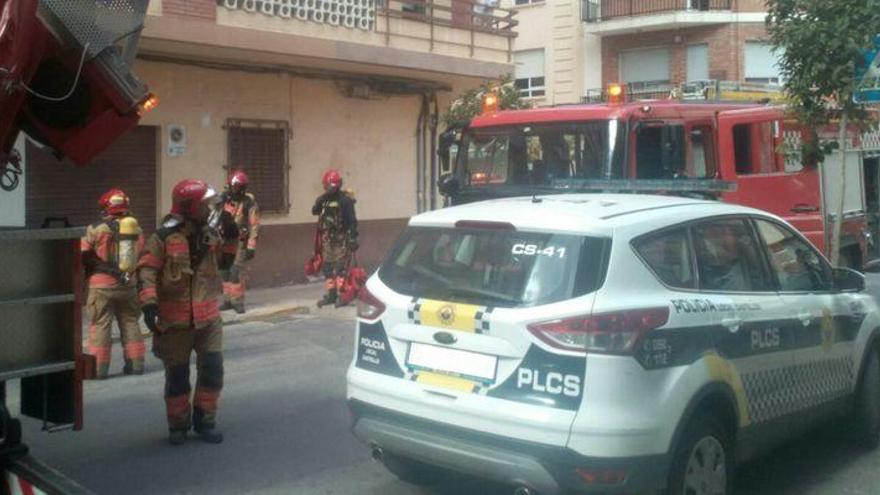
[693,219,772,292]
[754,219,831,292]
[634,228,696,289]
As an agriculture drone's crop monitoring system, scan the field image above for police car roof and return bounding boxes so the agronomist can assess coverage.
[410,194,772,236]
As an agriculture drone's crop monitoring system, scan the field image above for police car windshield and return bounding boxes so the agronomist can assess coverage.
[379,227,608,308]
[458,120,625,186]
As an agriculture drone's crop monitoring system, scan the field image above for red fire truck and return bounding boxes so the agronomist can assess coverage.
[439,81,879,268]
[1,1,153,493]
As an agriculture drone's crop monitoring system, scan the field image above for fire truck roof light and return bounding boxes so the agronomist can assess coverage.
[482,92,499,114]
[607,83,625,104]
[138,94,159,115]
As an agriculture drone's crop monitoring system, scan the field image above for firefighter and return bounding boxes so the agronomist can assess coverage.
[312,169,358,308]
[138,179,237,445]
[220,170,260,314]
[81,189,145,379]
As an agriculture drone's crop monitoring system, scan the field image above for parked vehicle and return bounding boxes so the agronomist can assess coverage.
[348,193,880,494]
[438,81,880,269]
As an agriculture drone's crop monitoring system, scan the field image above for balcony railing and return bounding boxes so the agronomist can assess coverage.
[582,0,731,22]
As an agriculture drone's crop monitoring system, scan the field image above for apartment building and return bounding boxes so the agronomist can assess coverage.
[23,0,516,286]
[508,0,779,104]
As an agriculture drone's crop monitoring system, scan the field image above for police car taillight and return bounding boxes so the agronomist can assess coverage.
[527,307,669,354]
[357,287,386,320]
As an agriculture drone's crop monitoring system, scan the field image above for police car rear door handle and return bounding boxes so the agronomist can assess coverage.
[722,317,743,332]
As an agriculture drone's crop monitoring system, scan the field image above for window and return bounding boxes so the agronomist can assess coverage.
[226,120,290,213]
[693,219,771,292]
[379,227,609,308]
[745,41,784,85]
[514,0,544,6]
[514,50,545,98]
[635,125,685,179]
[687,44,709,82]
[689,126,716,178]
[620,47,671,92]
[754,219,831,292]
[459,121,626,186]
[732,122,777,175]
[634,228,696,289]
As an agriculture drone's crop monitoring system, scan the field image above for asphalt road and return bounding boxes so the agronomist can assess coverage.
[15,288,880,495]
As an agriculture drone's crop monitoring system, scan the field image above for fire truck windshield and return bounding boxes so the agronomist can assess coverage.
[458,120,626,186]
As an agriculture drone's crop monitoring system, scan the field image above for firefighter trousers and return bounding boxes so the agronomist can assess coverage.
[152,324,224,432]
[87,287,145,378]
[221,246,247,307]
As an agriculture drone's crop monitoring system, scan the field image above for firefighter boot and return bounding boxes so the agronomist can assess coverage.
[95,363,110,380]
[231,302,245,314]
[123,359,145,376]
[317,289,337,308]
[220,300,233,311]
[168,429,187,446]
[193,408,224,444]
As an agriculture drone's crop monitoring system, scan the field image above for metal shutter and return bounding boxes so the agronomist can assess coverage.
[26,126,158,232]
[226,120,290,213]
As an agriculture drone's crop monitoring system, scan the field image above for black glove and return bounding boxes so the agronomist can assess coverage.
[349,241,359,252]
[246,248,255,261]
[142,304,160,333]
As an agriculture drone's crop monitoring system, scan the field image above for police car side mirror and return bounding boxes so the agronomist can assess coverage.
[833,267,865,292]
[863,258,880,274]
[438,173,460,197]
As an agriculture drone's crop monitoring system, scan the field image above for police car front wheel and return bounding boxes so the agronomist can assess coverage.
[854,347,880,449]
[667,415,732,495]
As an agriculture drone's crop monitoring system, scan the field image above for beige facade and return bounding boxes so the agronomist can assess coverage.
[67,0,517,287]
[508,0,772,104]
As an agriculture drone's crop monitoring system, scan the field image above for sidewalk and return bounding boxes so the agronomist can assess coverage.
[83,282,357,343]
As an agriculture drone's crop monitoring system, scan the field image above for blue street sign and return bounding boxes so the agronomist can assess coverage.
[855,35,880,104]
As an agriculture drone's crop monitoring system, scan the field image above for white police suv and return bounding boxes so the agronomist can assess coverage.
[346,194,880,495]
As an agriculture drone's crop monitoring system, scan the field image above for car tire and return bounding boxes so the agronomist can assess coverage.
[853,346,880,449]
[382,453,447,486]
[667,414,733,495]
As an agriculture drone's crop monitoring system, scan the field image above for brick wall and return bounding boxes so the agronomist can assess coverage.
[162,0,216,20]
[735,0,767,13]
[600,23,769,87]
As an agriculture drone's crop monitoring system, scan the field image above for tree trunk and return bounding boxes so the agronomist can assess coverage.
[830,111,849,267]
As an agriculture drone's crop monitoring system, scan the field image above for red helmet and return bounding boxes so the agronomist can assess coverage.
[98,189,129,216]
[228,170,249,190]
[171,179,218,218]
[322,169,342,191]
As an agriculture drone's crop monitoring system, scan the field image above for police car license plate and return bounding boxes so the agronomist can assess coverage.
[407,342,497,383]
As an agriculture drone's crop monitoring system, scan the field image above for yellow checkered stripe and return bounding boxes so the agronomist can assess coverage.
[406,297,493,334]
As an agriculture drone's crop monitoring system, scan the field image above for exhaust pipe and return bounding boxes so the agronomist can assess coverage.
[370,445,384,462]
[513,487,534,495]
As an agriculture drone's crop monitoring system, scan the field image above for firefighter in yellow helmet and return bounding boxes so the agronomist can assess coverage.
[138,179,238,446]
[81,189,146,379]
[220,170,260,314]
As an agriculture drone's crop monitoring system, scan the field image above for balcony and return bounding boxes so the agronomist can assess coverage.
[582,0,739,36]
[216,0,517,67]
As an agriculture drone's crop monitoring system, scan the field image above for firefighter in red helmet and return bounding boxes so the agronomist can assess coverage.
[312,169,358,307]
[138,179,238,445]
[220,170,260,314]
[81,189,145,379]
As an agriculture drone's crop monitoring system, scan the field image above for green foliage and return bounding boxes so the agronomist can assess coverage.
[767,0,880,163]
[442,74,532,129]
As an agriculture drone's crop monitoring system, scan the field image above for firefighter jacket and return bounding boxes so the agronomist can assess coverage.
[223,192,260,251]
[137,215,224,331]
[312,190,358,243]
[81,216,144,289]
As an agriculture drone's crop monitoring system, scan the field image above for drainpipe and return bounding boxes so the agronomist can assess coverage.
[429,91,439,210]
[416,94,426,213]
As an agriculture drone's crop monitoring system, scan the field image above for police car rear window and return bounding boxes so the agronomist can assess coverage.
[379,227,609,308]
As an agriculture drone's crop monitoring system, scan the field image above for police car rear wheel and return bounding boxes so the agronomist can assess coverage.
[854,347,880,449]
[668,415,731,495]
[382,453,447,486]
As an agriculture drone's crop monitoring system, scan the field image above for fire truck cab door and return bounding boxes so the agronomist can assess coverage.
[717,107,826,253]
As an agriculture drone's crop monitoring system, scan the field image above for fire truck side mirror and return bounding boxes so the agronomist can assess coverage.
[832,267,865,292]
[438,173,460,197]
